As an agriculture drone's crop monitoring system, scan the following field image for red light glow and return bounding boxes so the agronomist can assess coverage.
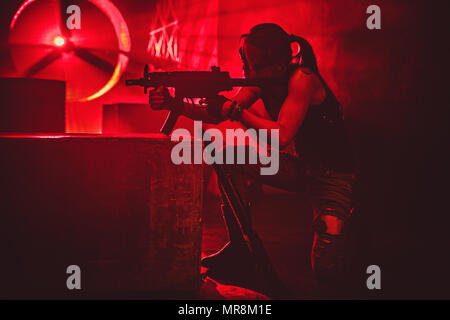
[53,36,65,47]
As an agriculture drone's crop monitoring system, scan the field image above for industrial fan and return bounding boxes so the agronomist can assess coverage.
[8,0,131,102]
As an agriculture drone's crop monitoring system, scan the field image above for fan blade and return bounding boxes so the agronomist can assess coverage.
[73,48,115,73]
[59,0,72,39]
[75,47,165,69]
[24,50,62,77]
[6,43,55,50]
[75,47,129,55]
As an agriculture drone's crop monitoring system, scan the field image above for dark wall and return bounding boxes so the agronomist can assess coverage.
[217,0,449,297]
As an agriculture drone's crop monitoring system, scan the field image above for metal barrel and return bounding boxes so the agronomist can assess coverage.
[125,79,143,86]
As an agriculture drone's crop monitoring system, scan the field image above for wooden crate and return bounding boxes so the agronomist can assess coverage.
[0,134,203,298]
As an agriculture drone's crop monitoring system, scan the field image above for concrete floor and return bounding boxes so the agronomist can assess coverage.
[198,187,321,299]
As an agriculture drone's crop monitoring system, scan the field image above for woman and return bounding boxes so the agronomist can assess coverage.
[149,23,357,289]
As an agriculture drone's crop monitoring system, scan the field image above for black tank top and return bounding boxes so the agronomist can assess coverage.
[260,66,356,173]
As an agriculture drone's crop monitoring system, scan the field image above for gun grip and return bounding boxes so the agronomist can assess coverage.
[161,111,180,135]
[160,98,182,136]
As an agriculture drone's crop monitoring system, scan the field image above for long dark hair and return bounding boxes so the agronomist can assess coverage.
[239,23,319,75]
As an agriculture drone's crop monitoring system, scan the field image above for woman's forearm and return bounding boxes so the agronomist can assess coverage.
[239,109,280,131]
[239,110,295,147]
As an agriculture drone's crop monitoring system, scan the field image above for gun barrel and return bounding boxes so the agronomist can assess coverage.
[230,78,260,87]
[125,75,275,89]
[125,79,143,86]
[230,78,283,87]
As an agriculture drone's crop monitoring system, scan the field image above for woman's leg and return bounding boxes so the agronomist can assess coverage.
[307,168,356,288]
[202,146,306,271]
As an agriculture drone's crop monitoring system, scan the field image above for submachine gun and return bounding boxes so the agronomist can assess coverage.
[126,65,289,298]
[125,64,266,134]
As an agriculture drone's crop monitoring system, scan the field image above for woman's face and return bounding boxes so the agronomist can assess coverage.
[242,42,287,79]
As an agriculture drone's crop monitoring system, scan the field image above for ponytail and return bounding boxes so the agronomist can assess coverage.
[289,34,319,73]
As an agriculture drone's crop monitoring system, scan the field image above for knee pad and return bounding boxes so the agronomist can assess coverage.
[312,214,346,236]
[311,227,347,283]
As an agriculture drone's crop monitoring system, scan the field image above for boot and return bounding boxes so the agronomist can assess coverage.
[201,203,255,278]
